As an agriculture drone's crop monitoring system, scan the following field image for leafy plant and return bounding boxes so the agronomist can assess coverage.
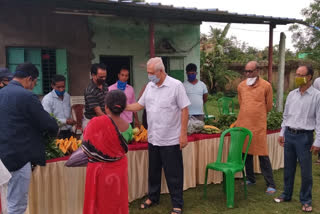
[206,114,237,131]
[267,110,283,130]
[200,24,240,93]
[44,114,65,160]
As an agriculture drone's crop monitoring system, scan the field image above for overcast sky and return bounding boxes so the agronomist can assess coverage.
[146,0,314,51]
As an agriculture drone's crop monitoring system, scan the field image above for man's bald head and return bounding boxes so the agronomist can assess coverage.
[244,61,259,78]
[245,61,258,70]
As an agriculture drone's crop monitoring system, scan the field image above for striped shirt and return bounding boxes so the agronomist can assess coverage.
[84,80,108,119]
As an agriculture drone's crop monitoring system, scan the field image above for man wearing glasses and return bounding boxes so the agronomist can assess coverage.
[274,65,320,212]
[0,68,13,89]
[235,61,276,194]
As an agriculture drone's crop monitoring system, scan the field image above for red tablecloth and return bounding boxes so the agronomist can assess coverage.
[45,130,280,163]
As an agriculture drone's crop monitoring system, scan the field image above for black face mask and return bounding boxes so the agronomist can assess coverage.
[96,78,105,85]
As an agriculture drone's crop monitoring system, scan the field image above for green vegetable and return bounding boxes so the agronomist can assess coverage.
[45,114,65,160]
[267,110,283,130]
[206,114,237,131]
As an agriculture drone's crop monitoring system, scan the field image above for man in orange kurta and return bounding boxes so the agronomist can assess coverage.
[236,61,276,194]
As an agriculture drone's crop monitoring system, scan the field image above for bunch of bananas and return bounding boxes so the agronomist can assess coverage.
[133,125,148,142]
[201,125,222,134]
[55,136,82,154]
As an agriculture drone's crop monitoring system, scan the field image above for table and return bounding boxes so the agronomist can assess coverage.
[20,131,282,214]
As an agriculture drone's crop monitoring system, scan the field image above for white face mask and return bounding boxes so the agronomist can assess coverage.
[246,77,257,86]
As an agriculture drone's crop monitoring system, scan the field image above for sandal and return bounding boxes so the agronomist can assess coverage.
[266,187,276,195]
[315,159,320,164]
[274,196,290,203]
[302,204,312,212]
[171,208,183,214]
[140,199,157,209]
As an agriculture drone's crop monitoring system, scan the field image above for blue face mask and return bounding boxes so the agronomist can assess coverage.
[117,80,127,91]
[148,74,160,84]
[187,73,197,82]
[55,90,65,97]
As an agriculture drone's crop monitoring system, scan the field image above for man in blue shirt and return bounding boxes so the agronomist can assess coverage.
[42,75,76,139]
[0,63,58,214]
[183,63,208,121]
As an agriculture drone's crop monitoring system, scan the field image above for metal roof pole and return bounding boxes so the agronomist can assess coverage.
[149,20,155,58]
[268,24,276,83]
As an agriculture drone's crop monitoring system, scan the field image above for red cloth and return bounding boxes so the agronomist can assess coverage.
[128,142,148,151]
[83,157,128,214]
[83,115,126,158]
[82,115,128,214]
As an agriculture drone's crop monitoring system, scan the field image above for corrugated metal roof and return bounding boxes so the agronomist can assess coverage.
[40,0,307,25]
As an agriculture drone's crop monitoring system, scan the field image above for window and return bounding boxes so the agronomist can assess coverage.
[6,47,68,95]
[161,56,185,82]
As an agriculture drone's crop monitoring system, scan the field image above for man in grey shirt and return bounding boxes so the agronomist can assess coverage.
[274,65,320,212]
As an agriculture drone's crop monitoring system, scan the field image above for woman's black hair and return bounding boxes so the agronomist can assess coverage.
[105,90,127,116]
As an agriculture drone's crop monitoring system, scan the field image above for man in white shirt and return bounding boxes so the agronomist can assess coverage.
[42,75,76,139]
[183,63,208,121]
[126,57,190,214]
[274,66,320,212]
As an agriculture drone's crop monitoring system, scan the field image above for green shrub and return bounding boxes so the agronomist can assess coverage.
[206,114,237,131]
[267,110,283,130]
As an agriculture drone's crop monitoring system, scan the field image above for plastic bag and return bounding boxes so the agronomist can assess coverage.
[187,116,205,135]
[65,147,88,167]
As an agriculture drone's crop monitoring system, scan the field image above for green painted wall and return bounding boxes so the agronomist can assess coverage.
[89,16,200,98]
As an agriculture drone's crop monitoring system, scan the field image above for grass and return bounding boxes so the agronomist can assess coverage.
[129,156,320,214]
[129,94,320,213]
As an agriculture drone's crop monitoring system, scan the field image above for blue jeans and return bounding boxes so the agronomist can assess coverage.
[7,162,31,214]
[280,130,313,205]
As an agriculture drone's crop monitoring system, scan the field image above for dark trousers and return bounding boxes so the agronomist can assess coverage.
[280,130,313,205]
[58,130,72,139]
[148,143,184,209]
[245,154,276,188]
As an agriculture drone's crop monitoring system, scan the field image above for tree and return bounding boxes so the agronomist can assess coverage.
[200,24,240,93]
[290,0,320,60]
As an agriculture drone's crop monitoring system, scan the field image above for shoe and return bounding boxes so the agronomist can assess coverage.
[246,180,256,186]
[266,187,276,195]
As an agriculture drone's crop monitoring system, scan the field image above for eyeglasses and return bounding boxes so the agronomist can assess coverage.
[295,74,309,77]
[243,69,256,73]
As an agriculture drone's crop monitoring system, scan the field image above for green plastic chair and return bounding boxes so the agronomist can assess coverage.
[218,97,235,115]
[203,127,253,208]
[204,102,215,122]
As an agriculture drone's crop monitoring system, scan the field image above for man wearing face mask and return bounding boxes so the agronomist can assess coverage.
[235,61,276,194]
[42,75,76,139]
[0,68,13,89]
[0,63,59,214]
[274,65,320,212]
[83,63,108,129]
[183,63,208,121]
[126,57,190,214]
[108,66,140,127]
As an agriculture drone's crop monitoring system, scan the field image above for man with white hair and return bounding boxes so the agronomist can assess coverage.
[126,57,190,214]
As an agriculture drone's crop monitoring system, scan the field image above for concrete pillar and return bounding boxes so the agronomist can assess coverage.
[268,24,276,83]
[277,32,286,112]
